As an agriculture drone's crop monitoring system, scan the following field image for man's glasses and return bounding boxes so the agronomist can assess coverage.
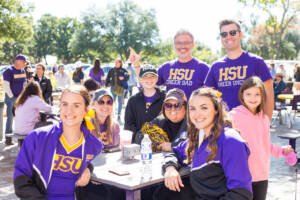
[220,30,240,38]
[174,41,193,46]
[163,102,184,111]
[98,99,113,106]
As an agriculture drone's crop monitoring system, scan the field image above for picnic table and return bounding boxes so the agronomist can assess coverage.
[91,151,190,200]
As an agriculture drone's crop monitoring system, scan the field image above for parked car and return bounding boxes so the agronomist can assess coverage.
[0,65,10,75]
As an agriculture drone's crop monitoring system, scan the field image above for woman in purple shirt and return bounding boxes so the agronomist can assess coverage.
[89,58,105,86]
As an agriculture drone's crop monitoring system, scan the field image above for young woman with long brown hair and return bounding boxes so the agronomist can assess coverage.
[162,87,253,200]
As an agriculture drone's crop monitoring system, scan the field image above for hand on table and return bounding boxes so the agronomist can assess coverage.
[164,166,184,192]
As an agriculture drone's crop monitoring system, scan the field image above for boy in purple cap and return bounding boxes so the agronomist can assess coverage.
[157,29,209,99]
[3,54,27,145]
[204,19,274,119]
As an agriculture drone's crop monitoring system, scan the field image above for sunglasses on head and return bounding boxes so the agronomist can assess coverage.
[220,30,240,38]
[97,99,113,106]
[163,102,184,111]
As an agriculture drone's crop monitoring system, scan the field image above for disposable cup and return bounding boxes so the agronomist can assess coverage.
[120,130,133,148]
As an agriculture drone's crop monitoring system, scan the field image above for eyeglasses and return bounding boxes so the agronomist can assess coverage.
[220,30,240,38]
[163,102,185,111]
[97,99,113,106]
[174,41,193,46]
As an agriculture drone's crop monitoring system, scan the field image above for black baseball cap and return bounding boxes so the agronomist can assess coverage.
[139,64,158,78]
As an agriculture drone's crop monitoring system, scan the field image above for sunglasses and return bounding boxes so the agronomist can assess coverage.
[97,99,113,106]
[163,102,185,111]
[220,30,240,38]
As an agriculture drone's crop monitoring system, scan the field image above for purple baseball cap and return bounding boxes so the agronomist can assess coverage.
[15,54,27,62]
[164,88,187,104]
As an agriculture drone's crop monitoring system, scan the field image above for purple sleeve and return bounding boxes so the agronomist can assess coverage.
[3,68,12,82]
[221,133,252,193]
[204,65,217,88]
[255,58,272,82]
[157,64,166,86]
[172,140,188,165]
[14,132,37,179]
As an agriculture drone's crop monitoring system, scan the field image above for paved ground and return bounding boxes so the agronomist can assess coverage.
[0,110,300,200]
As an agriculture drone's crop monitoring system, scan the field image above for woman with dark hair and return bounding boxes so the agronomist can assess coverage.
[14,85,103,200]
[162,87,253,200]
[34,63,53,104]
[89,58,105,86]
[14,81,52,135]
[73,66,85,85]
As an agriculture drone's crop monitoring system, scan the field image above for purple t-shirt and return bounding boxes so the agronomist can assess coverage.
[157,58,209,99]
[204,51,272,110]
[47,135,84,200]
[89,68,104,86]
[3,66,26,97]
[144,92,157,110]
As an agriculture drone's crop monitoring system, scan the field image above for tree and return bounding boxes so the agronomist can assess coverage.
[69,8,109,62]
[104,0,159,60]
[33,14,59,64]
[55,17,79,63]
[0,0,33,64]
[239,0,300,59]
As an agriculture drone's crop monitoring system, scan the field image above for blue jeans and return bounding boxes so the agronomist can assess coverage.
[4,94,16,135]
[111,88,124,116]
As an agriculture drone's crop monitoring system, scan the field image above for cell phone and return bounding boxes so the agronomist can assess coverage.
[108,169,130,176]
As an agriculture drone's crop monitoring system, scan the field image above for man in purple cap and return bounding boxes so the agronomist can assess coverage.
[3,54,27,145]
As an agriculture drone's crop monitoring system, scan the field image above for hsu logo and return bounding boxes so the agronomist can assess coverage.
[168,69,195,81]
[218,66,248,81]
[53,154,82,174]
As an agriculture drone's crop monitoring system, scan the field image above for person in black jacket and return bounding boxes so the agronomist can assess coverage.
[34,63,52,104]
[124,64,165,143]
[105,58,129,121]
[135,88,187,152]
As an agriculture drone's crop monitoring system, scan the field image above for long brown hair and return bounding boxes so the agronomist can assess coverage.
[15,81,43,107]
[238,76,266,114]
[93,58,101,74]
[185,87,232,164]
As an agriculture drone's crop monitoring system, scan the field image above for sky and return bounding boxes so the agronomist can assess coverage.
[23,0,254,53]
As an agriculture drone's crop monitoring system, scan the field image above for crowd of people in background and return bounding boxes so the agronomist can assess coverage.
[1,19,299,200]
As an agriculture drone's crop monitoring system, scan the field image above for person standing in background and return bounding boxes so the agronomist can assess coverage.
[34,63,53,104]
[89,58,105,86]
[55,65,70,90]
[125,62,137,98]
[73,66,85,85]
[3,54,27,145]
[105,58,129,121]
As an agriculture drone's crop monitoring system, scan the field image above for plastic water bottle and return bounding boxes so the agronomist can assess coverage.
[141,134,152,179]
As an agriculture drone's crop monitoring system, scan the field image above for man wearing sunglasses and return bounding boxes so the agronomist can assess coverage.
[205,19,274,120]
[157,29,209,99]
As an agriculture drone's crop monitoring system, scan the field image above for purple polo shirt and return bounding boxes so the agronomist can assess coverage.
[205,51,272,110]
[3,66,26,97]
[158,58,209,99]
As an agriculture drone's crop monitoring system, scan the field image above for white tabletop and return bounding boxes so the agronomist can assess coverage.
[91,151,190,191]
